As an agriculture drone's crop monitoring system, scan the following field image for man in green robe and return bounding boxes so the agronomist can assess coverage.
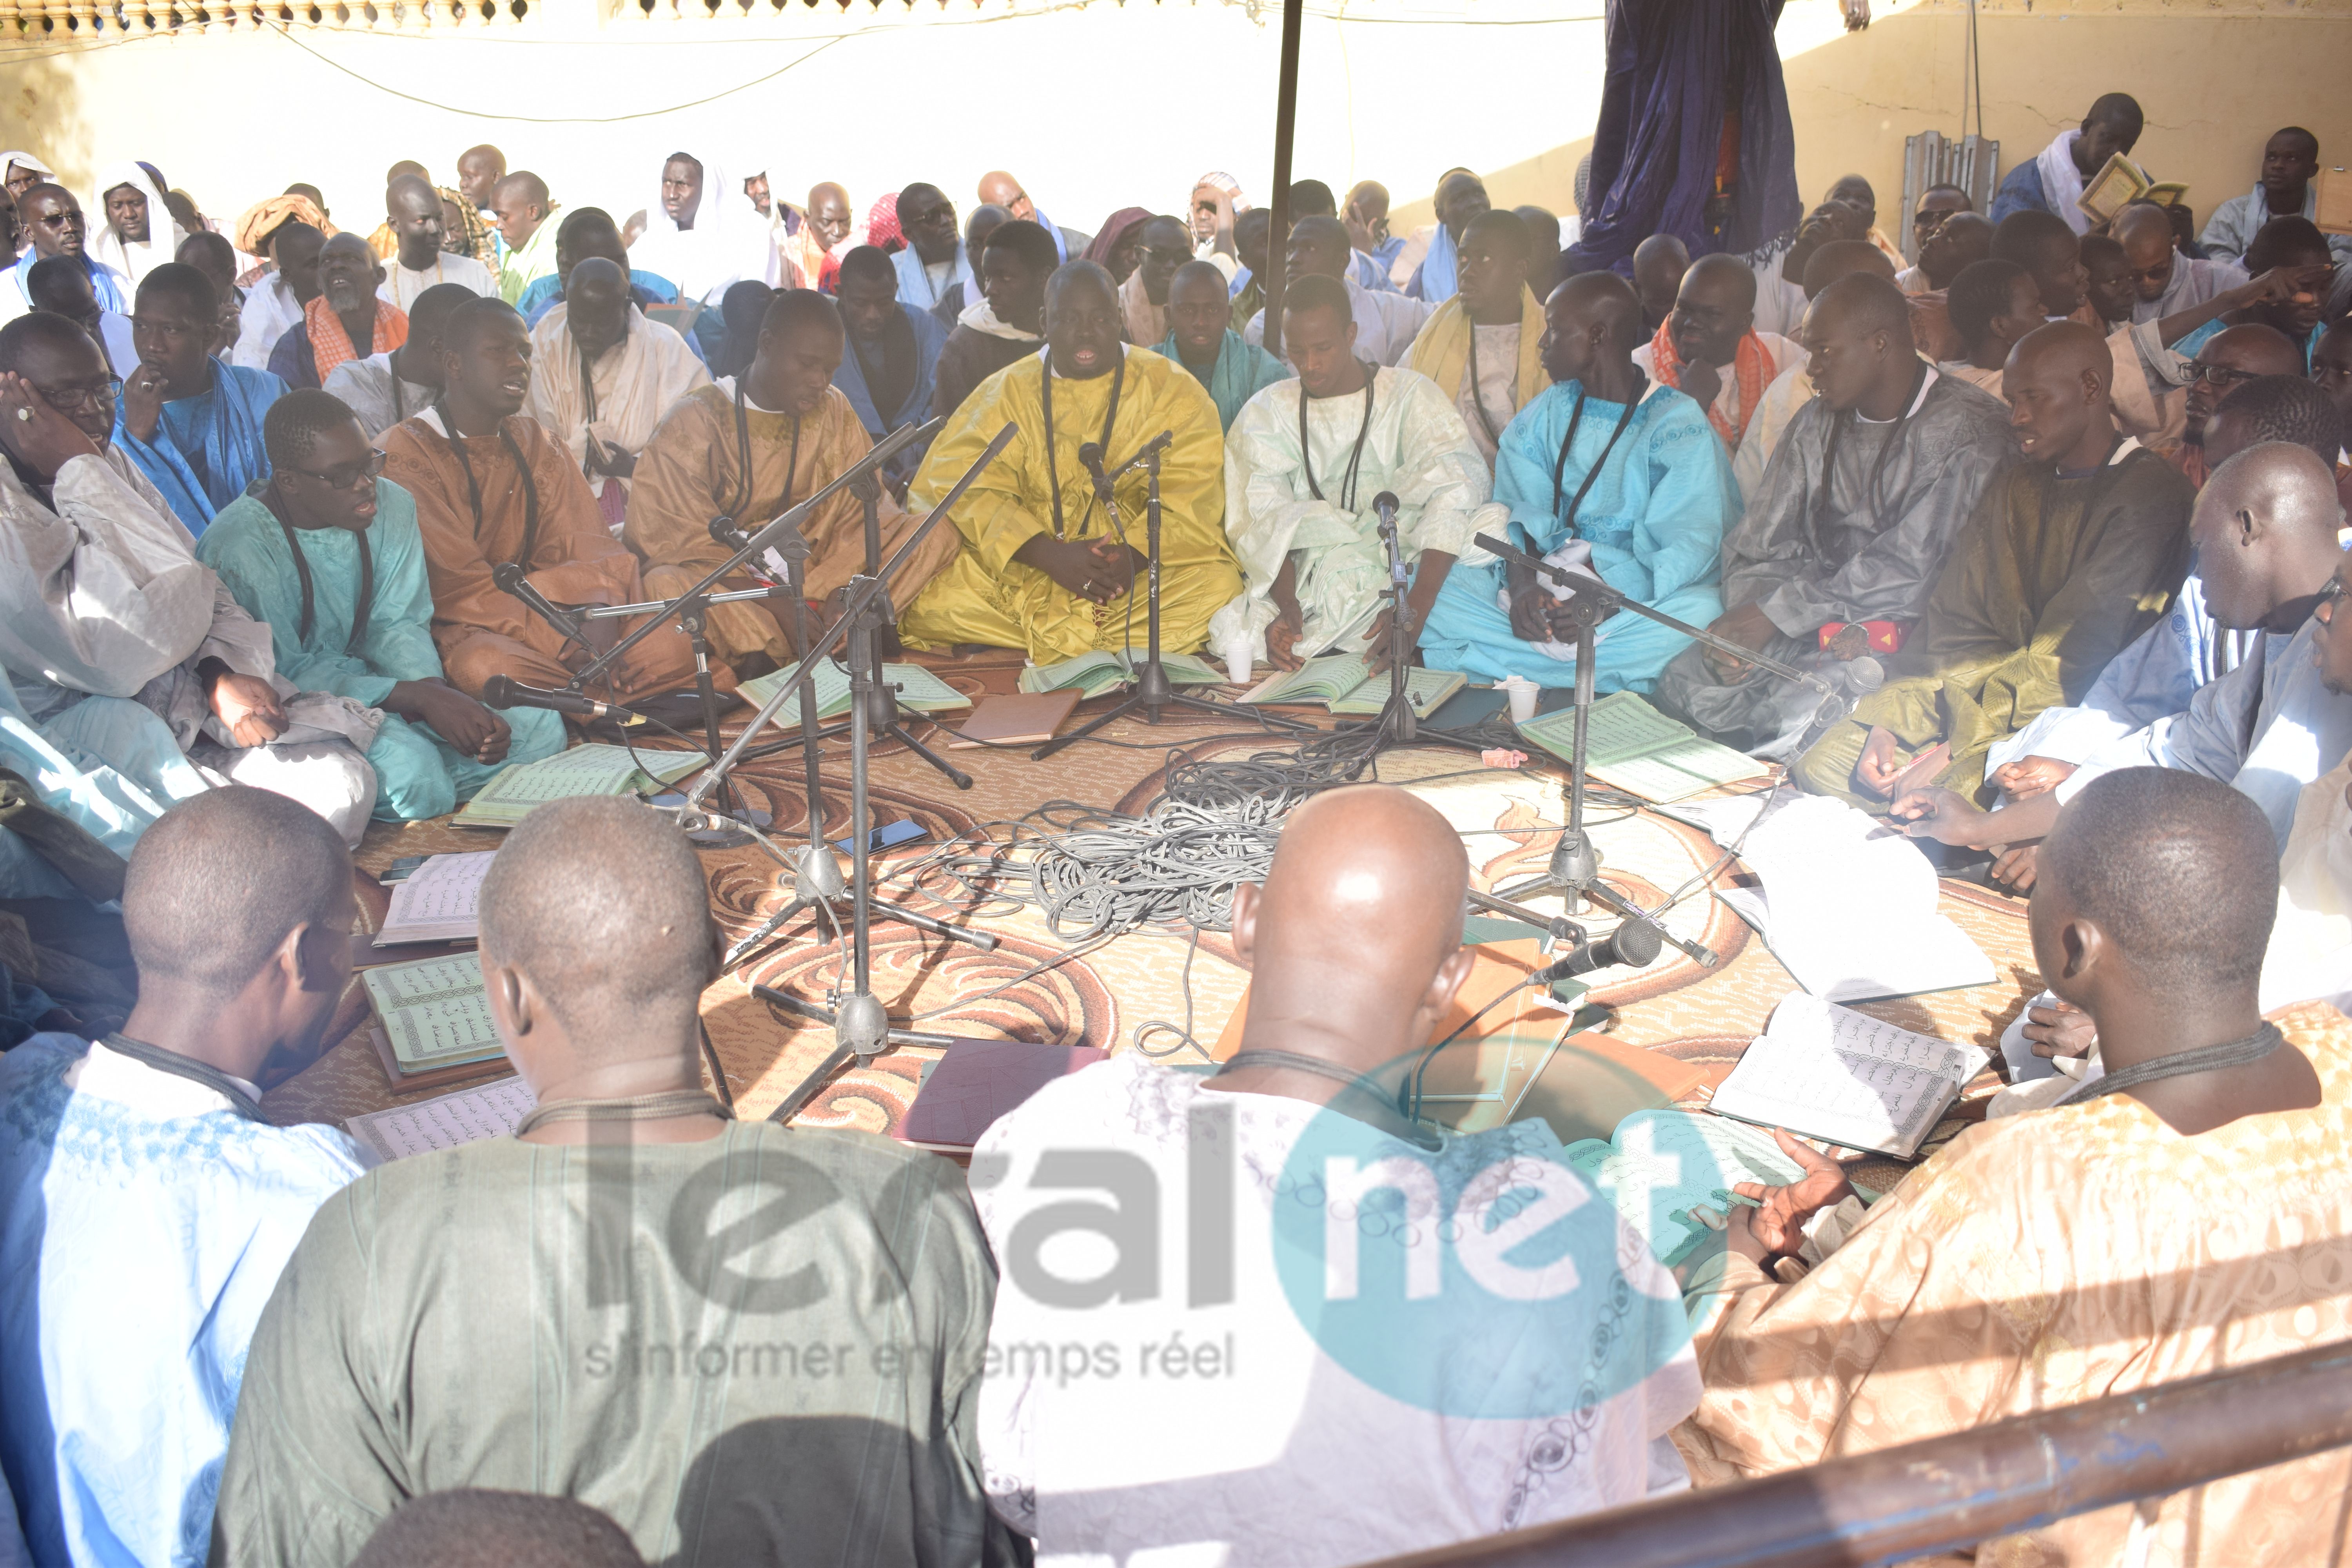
[1158,258,1289,431]
[207,797,1013,1568]
[1794,323,2194,808]
[195,390,565,822]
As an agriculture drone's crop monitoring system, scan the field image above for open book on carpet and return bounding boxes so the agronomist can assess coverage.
[1018,650,1227,700]
[1240,653,1464,717]
[451,744,705,829]
[736,657,971,729]
[1708,993,1988,1160]
[1515,692,1769,803]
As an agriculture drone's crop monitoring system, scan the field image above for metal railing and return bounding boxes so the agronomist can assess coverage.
[1360,1340,2352,1568]
[0,0,533,33]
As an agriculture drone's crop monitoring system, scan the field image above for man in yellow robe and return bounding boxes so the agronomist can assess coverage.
[898,261,1241,662]
[1404,209,1549,469]
[624,289,959,676]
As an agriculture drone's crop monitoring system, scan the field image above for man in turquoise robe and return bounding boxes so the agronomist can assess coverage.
[196,390,564,822]
[110,262,285,536]
[1160,258,1289,431]
[1420,273,1734,693]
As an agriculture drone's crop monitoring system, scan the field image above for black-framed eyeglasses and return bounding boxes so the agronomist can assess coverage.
[2318,575,2347,616]
[2188,361,2263,389]
[42,376,122,415]
[289,449,388,492]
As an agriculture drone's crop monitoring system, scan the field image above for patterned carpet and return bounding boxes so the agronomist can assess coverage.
[262,649,2042,1183]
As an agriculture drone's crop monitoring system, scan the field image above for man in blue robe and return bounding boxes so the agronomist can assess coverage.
[1420,272,1734,693]
[1159,258,1288,431]
[112,263,284,535]
[831,243,945,489]
[197,390,565,823]
[0,786,367,1566]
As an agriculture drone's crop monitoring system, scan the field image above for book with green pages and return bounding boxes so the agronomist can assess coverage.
[449,744,707,828]
[1239,653,1465,716]
[1018,650,1228,700]
[1516,691,1769,802]
[736,657,972,728]
[1561,1108,1814,1270]
[361,955,505,1080]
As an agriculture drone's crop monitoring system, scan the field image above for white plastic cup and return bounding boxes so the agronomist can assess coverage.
[1225,643,1255,686]
[1500,676,1539,724]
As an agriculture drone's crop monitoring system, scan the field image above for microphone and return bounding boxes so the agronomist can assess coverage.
[1534,916,1664,984]
[491,562,587,642]
[1077,441,1113,501]
[1370,491,1400,530]
[708,516,753,552]
[479,675,637,720]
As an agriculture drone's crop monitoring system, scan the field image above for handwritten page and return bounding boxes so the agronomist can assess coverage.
[1328,666,1465,716]
[362,956,503,1071]
[1514,693,1769,801]
[1714,795,1993,1000]
[345,1075,535,1165]
[376,851,494,946]
[1708,993,1989,1159]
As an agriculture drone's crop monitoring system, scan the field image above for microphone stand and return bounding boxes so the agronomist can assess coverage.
[1327,494,1494,771]
[677,425,1020,1127]
[840,468,975,791]
[1467,530,1833,954]
[1033,432,1309,760]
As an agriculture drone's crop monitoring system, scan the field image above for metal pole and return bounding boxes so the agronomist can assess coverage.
[1261,0,1305,358]
[1349,1339,2352,1568]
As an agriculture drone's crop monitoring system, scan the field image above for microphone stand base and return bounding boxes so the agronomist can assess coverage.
[1031,685,1310,760]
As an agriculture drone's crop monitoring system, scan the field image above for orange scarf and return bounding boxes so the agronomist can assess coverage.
[304,293,407,381]
[1646,318,1770,448]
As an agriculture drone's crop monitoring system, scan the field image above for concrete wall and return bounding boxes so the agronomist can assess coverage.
[2,0,2343,259]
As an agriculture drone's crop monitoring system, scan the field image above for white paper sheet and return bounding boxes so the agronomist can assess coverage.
[344,1075,535,1165]
[376,851,495,946]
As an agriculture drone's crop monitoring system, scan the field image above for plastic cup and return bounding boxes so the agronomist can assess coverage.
[1225,644,1254,686]
[1501,676,1539,724]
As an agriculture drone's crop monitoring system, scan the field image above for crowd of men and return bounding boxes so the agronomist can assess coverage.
[2,90,2352,1565]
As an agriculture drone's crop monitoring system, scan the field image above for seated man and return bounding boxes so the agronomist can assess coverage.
[1633,253,1798,459]
[1935,258,2045,394]
[198,391,565,823]
[1986,210,2089,329]
[26,252,135,375]
[1728,240,1895,505]
[891,181,974,314]
[0,312,378,847]
[515,206,682,328]
[229,216,323,371]
[627,290,958,676]
[1656,273,2016,758]
[4,183,129,321]
[1401,167,1490,300]
[1632,233,1688,332]
[173,230,245,355]
[900,261,1241,662]
[267,231,405,393]
[1793,323,2195,809]
[2113,201,2248,329]
[209,796,1010,1568]
[1683,765,2352,1566]
[0,786,368,1567]
[931,218,1055,423]
[1158,257,1287,432]
[1247,216,1433,368]
[324,279,470,439]
[1900,443,2350,855]
[379,173,497,311]
[831,243,946,487]
[490,171,559,306]
[1893,186,1977,293]
[1405,209,1550,467]
[1989,92,2146,226]
[525,256,709,531]
[1211,274,1501,671]
[975,784,1700,1563]
[2161,321,2307,486]
[1422,272,1733,696]
[383,296,701,704]
[1227,207,1273,333]
[2201,125,2352,271]
[1117,214,1192,348]
[2170,216,2336,367]
[114,262,287,535]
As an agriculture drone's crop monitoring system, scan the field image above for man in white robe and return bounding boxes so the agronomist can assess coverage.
[524,257,709,530]
[85,161,185,286]
[0,313,378,847]
[1212,274,1503,671]
[378,176,496,311]
[229,220,322,372]
[630,150,780,310]
[1245,216,1432,369]
[0,786,367,1567]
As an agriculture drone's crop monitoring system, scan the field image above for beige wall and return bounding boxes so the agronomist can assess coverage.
[2,0,2343,262]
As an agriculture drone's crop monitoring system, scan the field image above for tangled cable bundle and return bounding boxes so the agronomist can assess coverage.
[1022,797,1287,941]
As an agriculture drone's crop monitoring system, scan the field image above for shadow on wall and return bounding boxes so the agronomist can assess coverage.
[1389,136,1598,234]
[0,45,88,193]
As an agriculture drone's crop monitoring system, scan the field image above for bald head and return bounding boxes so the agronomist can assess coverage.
[2008,319,2109,388]
[123,787,350,1001]
[1800,238,1895,299]
[1229,786,1472,1078]
[2190,441,2348,630]
[478,797,718,1057]
[1632,233,1689,327]
[1541,271,1643,393]
[456,144,506,210]
[1668,253,1759,367]
[386,160,428,185]
[2004,321,2114,463]
[2186,321,2307,436]
[976,170,1034,225]
[564,256,632,359]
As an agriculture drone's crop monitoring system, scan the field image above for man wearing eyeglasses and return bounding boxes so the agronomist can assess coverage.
[0,312,380,850]
[2164,321,2305,486]
[1116,216,1194,351]
[1894,185,1974,294]
[196,389,564,822]
[0,183,129,327]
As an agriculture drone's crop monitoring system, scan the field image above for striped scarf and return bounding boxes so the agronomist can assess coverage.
[304,293,407,380]
[1646,317,1771,448]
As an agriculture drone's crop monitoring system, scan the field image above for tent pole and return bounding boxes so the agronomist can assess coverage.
[1261,0,1304,356]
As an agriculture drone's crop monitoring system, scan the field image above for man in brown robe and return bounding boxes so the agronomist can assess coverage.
[626,289,958,677]
[382,296,702,703]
